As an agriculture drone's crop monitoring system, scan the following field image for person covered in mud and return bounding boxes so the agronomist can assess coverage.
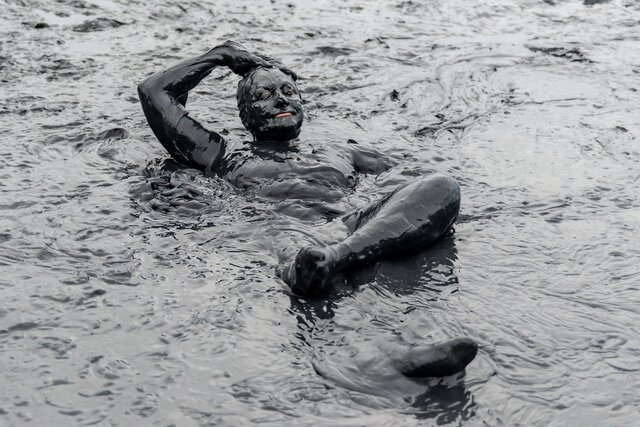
[138,41,477,377]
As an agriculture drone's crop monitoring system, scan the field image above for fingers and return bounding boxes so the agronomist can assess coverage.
[235,59,272,77]
[279,67,298,81]
[255,56,273,68]
[226,52,271,76]
[221,42,298,79]
[255,52,298,81]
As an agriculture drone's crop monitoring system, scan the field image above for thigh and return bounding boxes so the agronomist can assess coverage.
[342,175,460,234]
[341,190,395,233]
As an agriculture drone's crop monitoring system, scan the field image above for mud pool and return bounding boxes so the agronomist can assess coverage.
[1,0,639,425]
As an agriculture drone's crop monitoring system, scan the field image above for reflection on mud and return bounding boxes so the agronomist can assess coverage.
[288,235,478,423]
[411,380,476,423]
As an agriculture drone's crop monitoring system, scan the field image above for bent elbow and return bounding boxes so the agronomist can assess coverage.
[138,73,164,99]
[137,78,163,117]
[137,79,165,111]
[137,79,152,99]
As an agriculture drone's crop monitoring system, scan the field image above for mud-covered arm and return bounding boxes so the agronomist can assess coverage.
[348,143,399,175]
[137,41,272,174]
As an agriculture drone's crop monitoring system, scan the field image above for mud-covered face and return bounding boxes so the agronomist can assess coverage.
[238,68,303,142]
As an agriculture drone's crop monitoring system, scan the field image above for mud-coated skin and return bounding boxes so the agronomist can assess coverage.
[138,41,477,378]
[395,337,478,378]
[279,174,461,297]
[236,67,304,141]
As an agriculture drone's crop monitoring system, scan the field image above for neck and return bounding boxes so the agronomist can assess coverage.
[252,134,298,145]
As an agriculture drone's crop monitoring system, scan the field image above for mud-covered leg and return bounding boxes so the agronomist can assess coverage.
[279,174,461,296]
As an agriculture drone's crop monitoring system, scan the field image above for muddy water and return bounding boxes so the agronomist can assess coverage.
[1,0,640,425]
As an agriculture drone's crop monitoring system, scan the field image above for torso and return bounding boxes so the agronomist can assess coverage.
[220,140,358,204]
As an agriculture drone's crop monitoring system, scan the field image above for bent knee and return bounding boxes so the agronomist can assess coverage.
[414,174,460,201]
[412,175,461,225]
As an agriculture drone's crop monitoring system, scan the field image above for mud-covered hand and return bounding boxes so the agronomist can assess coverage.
[216,41,298,80]
[255,52,298,81]
[216,40,273,76]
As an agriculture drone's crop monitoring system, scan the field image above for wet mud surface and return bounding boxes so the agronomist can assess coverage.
[1,0,640,425]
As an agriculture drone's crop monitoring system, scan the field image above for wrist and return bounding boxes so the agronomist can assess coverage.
[203,45,229,65]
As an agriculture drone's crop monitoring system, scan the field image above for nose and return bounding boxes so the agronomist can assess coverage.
[275,91,289,108]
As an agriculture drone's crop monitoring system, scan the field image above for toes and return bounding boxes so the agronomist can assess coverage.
[397,337,478,378]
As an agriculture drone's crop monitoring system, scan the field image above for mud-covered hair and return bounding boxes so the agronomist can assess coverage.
[236,67,261,132]
[236,66,298,133]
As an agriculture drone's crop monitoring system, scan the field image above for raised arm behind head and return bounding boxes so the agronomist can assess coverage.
[138,41,297,174]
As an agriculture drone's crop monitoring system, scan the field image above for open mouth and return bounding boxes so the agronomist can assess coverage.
[274,112,293,118]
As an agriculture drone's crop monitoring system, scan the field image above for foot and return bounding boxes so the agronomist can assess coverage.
[276,246,336,297]
[395,337,478,378]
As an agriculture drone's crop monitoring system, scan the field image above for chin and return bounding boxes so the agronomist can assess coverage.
[255,127,301,142]
[254,117,303,142]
